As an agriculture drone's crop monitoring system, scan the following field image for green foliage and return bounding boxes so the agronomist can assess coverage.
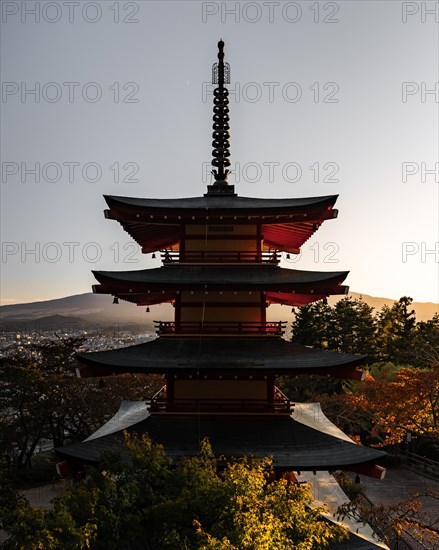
[10,453,58,488]
[291,301,333,349]
[0,435,347,549]
[368,362,401,382]
[0,474,96,549]
[376,296,417,364]
[291,296,377,360]
[291,296,439,367]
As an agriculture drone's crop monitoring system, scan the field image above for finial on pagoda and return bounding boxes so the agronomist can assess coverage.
[206,40,236,196]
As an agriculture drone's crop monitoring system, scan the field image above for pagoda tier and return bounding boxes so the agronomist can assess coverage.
[56,401,386,479]
[76,337,365,381]
[92,266,349,307]
[104,193,338,254]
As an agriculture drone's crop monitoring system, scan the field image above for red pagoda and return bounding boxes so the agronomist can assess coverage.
[57,41,385,485]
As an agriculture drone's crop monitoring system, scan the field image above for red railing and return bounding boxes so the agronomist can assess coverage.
[160,250,280,264]
[154,320,287,336]
[150,385,293,414]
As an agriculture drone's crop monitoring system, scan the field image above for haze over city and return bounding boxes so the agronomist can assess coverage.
[1,1,438,306]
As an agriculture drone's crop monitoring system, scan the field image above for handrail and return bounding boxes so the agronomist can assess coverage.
[399,448,439,480]
[160,250,280,264]
[150,385,293,413]
[151,396,292,414]
[154,320,287,336]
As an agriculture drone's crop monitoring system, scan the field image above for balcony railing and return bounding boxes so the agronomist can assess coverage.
[160,250,280,264]
[154,320,287,336]
[150,385,293,414]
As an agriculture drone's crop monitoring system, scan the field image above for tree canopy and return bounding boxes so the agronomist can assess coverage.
[291,296,438,367]
[0,435,347,550]
[0,336,163,468]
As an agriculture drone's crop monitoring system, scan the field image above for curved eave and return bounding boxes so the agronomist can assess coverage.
[99,288,348,308]
[91,266,349,293]
[56,412,386,471]
[103,194,339,253]
[92,266,349,307]
[75,337,365,380]
[104,193,338,213]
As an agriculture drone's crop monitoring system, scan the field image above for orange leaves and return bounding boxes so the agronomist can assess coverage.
[349,365,439,447]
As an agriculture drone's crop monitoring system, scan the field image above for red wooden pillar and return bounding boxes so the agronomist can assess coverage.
[267,374,275,403]
[166,374,174,410]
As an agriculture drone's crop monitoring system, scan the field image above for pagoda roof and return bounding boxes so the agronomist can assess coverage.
[56,401,386,471]
[94,265,347,287]
[104,194,339,254]
[104,193,338,212]
[76,337,364,379]
[92,265,349,306]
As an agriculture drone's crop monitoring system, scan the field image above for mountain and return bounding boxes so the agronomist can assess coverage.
[0,293,162,332]
[339,292,438,321]
[1,292,437,329]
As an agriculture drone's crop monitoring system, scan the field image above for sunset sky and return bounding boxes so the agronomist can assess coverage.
[1,1,438,306]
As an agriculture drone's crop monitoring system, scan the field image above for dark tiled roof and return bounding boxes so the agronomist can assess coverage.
[76,337,364,374]
[105,194,338,212]
[57,413,385,469]
[93,265,349,288]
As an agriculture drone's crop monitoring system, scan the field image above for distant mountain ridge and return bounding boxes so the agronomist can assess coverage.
[1,292,437,326]
[0,293,159,331]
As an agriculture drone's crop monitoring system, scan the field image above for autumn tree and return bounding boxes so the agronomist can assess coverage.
[324,364,439,453]
[337,489,439,550]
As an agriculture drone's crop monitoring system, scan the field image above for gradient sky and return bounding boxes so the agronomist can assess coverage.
[1,0,438,306]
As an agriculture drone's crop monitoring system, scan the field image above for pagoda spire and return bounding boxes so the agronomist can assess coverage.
[208,40,235,195]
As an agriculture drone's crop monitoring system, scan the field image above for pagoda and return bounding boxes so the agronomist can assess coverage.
[57,41,386,484]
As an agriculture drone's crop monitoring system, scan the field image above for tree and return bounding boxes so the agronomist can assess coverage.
[405,313,439,368]
[0,337,163,468]
[291,297,377,360]
[0,355,47,467]
[337,489,439,549]
[195,456,346,550]
[0,473,96,549]
[329,297,377,358]
[377,296,417,364]
[0,435,348,549]
[330,364,439,450]
[291,300,333,349]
